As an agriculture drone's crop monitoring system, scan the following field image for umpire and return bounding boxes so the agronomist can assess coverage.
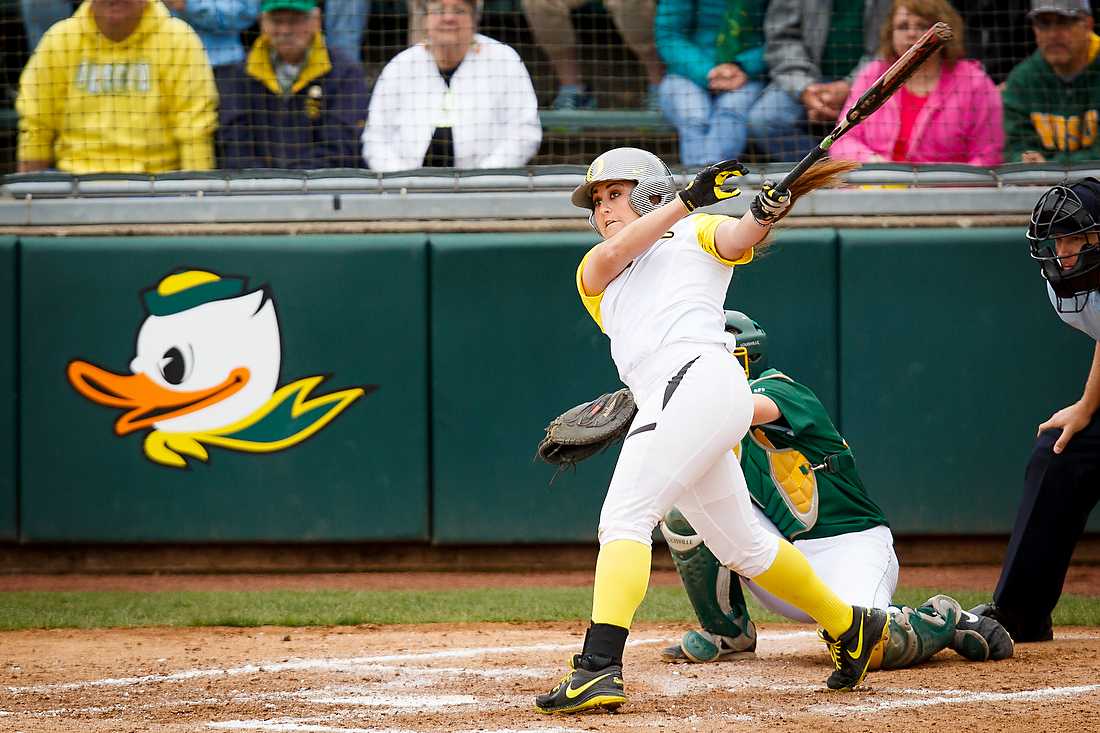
[977,178,1100,642]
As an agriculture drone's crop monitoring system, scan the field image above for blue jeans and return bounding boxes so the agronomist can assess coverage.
[20,0,73,50]
[324,0,370,63]
[658,74,764,167]
[746,82,819,162]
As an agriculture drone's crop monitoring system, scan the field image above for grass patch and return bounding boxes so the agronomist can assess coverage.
[0,585,1097,631]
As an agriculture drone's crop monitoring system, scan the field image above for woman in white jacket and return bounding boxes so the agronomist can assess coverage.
[362,0,542,171]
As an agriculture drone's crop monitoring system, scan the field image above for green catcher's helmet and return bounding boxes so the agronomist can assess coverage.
[724,310,767,379]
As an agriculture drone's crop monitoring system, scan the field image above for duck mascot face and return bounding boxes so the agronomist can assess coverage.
[68,270,369,468]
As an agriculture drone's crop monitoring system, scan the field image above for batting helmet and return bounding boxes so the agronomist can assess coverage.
[571,147,678,232]
[724,310,768,379]
[1027,177,1100,312]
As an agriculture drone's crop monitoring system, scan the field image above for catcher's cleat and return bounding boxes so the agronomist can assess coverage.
[660,624,758,663]
[534,655,626,714]
[820,606,890,691]
[969,602,1051,644]
[952,608,1015,661]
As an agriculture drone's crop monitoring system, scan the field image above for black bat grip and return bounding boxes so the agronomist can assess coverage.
[776,144,828,195]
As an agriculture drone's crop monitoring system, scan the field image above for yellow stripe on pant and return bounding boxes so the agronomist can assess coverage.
[592,539,651,628]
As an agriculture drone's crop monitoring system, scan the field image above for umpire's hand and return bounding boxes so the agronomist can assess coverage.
[1039,400,1094,454]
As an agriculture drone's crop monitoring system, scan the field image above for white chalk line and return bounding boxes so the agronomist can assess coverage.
[810,683,1100,714]
[207,723,586,733]
[1,637,662,695]
[5,630,819,697]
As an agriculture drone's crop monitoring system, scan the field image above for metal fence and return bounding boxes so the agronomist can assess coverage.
[1,0,1098,177]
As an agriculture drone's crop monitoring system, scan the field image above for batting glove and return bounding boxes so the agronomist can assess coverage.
[750,180,792,225]
[678,159,748,212]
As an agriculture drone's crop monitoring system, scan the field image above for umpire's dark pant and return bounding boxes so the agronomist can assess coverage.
[994,413,1100,640]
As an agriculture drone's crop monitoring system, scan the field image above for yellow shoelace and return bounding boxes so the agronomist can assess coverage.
[819,630,843,671]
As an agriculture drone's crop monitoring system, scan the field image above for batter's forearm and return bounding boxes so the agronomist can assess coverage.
[583,198,691,294]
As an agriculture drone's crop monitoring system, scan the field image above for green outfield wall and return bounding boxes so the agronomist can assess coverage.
[3,227,1095,543]
[0,237,14,540]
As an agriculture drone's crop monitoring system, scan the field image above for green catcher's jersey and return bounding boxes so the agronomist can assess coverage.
[737,369,888,541]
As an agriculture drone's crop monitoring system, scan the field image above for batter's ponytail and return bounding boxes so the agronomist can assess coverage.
[784,158,861,216]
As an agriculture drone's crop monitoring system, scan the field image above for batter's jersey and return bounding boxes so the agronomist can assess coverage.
[738,369,889,541]
[576,213,753,383]
[1049,284,1100,341]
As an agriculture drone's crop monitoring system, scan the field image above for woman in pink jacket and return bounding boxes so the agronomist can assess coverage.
[830,0,1002,167]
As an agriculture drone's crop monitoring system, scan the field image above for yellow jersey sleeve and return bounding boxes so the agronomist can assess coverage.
[694,213,754,267]
[576,250,605,333]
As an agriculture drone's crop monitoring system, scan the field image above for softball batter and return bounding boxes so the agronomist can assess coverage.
[660,312,1013,670]
[535,148,889,715]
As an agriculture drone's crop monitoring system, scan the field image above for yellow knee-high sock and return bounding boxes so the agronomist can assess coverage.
[592,539,651,629]
[752,539,853,639]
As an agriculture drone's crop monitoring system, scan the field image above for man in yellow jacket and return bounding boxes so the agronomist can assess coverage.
[17,0,218,174]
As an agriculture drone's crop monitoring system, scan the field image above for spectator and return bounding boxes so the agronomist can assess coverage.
[1003,0,1100,164]
[16,0,217,174]
[522,0,665,110]
[217,0,368,169]
[830,0,1003,166]
[323,0,368,62]
[362,0,541,171]
[959,0,1035,85]
[655,0,768,167]
[19,0,75,52]
[163,0,261,71]
[324,1,426,61]
[747,0,892,161]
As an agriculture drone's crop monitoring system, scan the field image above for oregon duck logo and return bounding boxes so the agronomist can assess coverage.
[66,270,373,469]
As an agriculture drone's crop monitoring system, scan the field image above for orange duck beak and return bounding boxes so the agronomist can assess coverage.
[67,360,250,435]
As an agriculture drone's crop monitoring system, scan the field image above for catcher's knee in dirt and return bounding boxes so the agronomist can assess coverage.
[660,508,753,639]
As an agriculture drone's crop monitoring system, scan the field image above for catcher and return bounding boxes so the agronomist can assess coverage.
[540,311,1013,673]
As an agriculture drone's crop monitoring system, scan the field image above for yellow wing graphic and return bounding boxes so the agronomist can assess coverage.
[143,376,365,468]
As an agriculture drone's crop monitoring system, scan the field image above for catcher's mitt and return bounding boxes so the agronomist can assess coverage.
[537,388,638,470]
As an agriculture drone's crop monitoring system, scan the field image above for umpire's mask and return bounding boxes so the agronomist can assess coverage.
[1028,177,1100,313]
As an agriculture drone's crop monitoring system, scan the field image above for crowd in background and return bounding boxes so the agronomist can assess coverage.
[7,0,1100,174]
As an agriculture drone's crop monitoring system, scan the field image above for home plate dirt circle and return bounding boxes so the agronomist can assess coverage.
[3,622,1099,733]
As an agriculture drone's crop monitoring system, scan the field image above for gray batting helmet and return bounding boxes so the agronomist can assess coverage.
[571,147,678,231]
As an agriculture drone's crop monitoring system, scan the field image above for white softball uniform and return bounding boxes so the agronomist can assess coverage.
[741,505,899,622]
[579,214,780,578]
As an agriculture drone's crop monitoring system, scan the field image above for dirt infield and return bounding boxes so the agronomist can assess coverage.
[2,566,1100,732]
[3,622,1100,733]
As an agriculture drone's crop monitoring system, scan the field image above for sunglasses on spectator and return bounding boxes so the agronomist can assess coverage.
[1032,14,1085,30]
[426,3,473,16]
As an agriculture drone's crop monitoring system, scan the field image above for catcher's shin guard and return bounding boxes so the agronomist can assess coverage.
[881,595,960,670]
[659,509,756,660]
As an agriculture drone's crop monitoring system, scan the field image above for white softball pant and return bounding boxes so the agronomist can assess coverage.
[599,342,780,578]
[741,507,899,622]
